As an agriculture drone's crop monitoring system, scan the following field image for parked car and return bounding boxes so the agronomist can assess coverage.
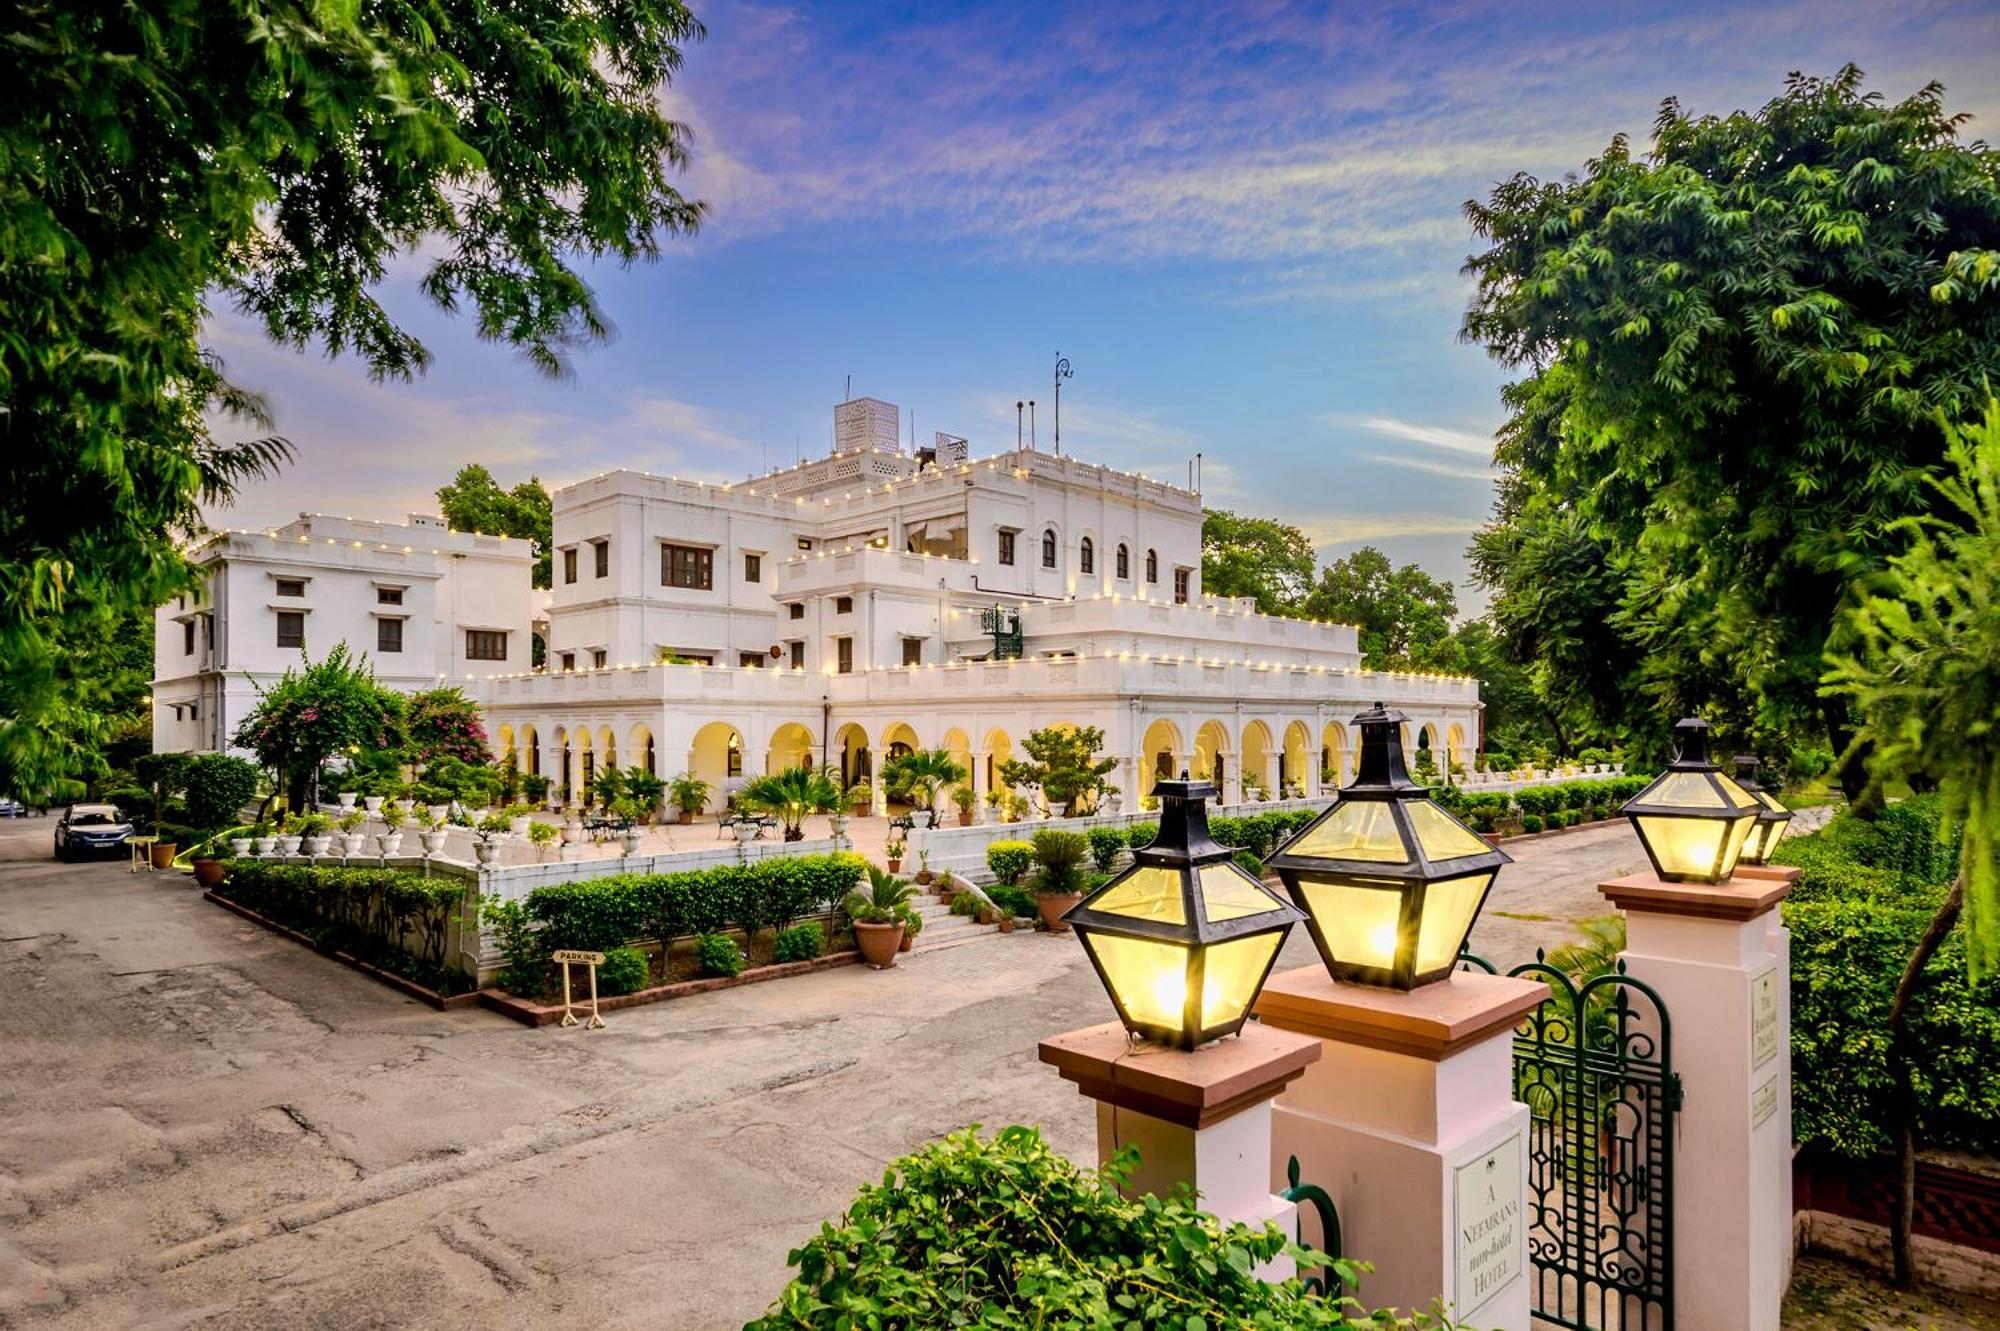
[54,804,134,861]
[0,797,23,817]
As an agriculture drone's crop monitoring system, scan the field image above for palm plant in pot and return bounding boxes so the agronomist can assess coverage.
[1028,828,1089,932]
[668,771,710,824]
[883,748,966,829]
[846,780,873,818]
[845,866,914,969]
[738,765,840,842]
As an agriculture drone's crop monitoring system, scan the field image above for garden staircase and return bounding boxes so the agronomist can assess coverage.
[906,894,998,954]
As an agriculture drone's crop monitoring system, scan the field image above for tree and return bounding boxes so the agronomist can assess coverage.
[437,467,556,589]
[403,687,493,768]
[3,0,706,795]
[881,748,967,813]
[1823,396,2000,1281]
[0,601,156,802]
[739,766,841,842]
[1300,545,1458,671]
[1200,511,1316,615]
[232,646,405,808]
[182,754,261,831]
[1461,68,2000,796]
[1000,726,1119,817]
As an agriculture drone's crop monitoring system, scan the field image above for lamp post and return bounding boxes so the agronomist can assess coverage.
[1617,718,1760,883]
[1731,755,1794,867]
[1266,703,1509,990]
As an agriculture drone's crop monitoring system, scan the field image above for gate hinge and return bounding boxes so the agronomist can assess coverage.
[1667,1072,1685,1112]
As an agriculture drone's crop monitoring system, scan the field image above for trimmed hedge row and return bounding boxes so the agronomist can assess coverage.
[218,861,470,989]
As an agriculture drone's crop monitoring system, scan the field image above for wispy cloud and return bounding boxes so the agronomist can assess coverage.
[1360,452,1493,482]
[1343,415,1495,458]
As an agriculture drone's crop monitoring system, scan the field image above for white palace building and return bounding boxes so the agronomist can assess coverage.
[475,397,1483,815]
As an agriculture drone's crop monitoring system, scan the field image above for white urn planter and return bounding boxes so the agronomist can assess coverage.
[337,792,358,810]
[830,812,849,838]
[339,832,368,858]
[559,823,579,845]
[733,821,758,846]
[253,836,277,857]
[304,835,332,858]
[508,815,531,836]
[619,828,643,857]
[427,804,449,825]
[377,831,403,857]
[276,834,303,857]
[363,795,385,816]
[229,837,252,857]
[474,839,499,866]
[419,830,449,856]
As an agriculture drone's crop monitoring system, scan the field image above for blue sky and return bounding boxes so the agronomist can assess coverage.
[206,0,2000,606]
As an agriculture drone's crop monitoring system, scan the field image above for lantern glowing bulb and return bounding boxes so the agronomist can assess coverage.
[1064,777,1303,1050]
[1267,703,1509,990]
[1730,754,1794,867]
[1618,719,1761,883]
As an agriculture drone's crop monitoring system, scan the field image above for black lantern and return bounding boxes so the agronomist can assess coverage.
[1617,719,1761,883]
[1267,703,1510,989]
[1731,755,1794,866]
[1064,776,1303,1049]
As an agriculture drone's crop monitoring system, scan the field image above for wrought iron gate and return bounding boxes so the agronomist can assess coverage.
[1460,951,1679,1330]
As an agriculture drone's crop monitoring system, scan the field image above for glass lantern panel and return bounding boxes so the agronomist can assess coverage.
[1197,863,1290,923]
[1752,789,1787,814]
[1740,817,1781,865]
[1089,865,1186,925]
[1198,932,1284,1030]
[1642,770,1731,809]
[1715,773,1757,810]
[1081,933,1191,1032]
[1719,810,1756,875]
[1294,874,1406,972]
[1405,799,1493,863]
[1634,813,1754,880]
[1413,871,1494,975]
[1288,800,1408,861]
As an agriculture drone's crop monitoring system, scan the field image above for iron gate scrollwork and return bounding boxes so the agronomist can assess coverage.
[1460,950,1678,1331]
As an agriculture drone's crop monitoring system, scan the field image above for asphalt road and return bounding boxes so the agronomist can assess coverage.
[0,812,1657,1329]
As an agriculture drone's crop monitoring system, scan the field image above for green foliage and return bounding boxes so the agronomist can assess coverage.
[437,466,555,589]
[846,865,915,924]
[986,840,1034,886]
[1086,826,1126,873]
[1302,545,1460,671]
[1029,829,1090,894]
[1233,849,1267,880]
[738,765,841,838]
[985,885,1037,919]
[998,725,1118,816]
[773,922,826,964]
[1126,822,1159,850]
[881,748,967,810]
[1520,814,1545,835]
[1208,809,1320,859]
[596,947,651,997]
[1200,510,1317,615]
[1825,397,2000,978]
[221,862,469,989]
[747,1125,1455,1330]
[1464,68,2000,782]
[694,932,746,978]
[403,688,492,768]
[668,771,711,816]
[621,767,666,815]
[233,645,405,805]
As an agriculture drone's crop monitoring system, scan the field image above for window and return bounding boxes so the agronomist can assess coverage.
[788,602,806,620]
[726,737,743,779]
[901,638,923,667]
[467,630,508,661]
[661,542,713,590]
[275,578,306,598]
[1079,537,1094,574]
[276,611,305,649]
[377,586,404,606]
[744,552,763,582]
[1146,549,1159,583]
[1174,568,1191,604]
[1041,529,1057,569]
[592,539,609,578]
[1117,544,1130,579]
[797,537,814,551]
[998,530,1016,566]
[592,649,607,669]
[834,595,853,614]
[563,547,578,584]
[188,702,198,722]
[560,652,576,672]
[377,618,403,654]
[182,620,196,655]
[836,637,853,674]
[788,640,805,670]
[739,651,766,669]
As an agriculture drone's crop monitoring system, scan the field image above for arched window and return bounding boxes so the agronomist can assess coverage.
[1041,529,1058,569]
[1145,548,1159,583]
[1079,537,1094,574]
[1116,544,1130,579]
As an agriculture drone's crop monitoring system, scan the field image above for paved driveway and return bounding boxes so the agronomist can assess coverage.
[0,813,1665,1328]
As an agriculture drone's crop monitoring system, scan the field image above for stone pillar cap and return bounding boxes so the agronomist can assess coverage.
[1598,871,1793,922]
[1254,966,1548,1061]
[1038,1020,1321,1130]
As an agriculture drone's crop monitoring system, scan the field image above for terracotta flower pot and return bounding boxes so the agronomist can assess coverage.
[677,811,694,825]
[899,931,915,952]
[998,917,1016,933]
[886,858,902,873]
[192,858,226,887]
[958,811,973,826]
[150,842,178,870]
[1036,891,1082,932]
[853,920,904,969]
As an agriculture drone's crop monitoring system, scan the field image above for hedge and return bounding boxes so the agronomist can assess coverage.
[1774,798,1999,1158]
[218,861,470,990]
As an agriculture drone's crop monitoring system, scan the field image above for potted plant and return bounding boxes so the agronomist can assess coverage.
[896,903,923,952]
[668,771,710,824]
[737,766,840,842]
[362,793,385,817]
[418,811,449,856]
[884,837,906,874]
[846,780,873,819]
[294,813,331,858]
[337,809,369,857]
[1029,829,1089,932]
[377,824,404,857]
[527,820,559,860]
[913,847,934,886]
[228,829,253,857]
[337,790,358,810]
[611,797,646,856]
[953,784,977,826]
[883,749,968,831]
[274,813,302,858]
[845,866,912,969]
[502,802,533,836]
[191,852,227,887]
[474,813,509,865]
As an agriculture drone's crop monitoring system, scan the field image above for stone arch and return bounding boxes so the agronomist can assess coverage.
[1141,718,1182,796]
[1282,720,1311,795]
[1414,722,1439,778]
[767,721,814,775]
[1321,720,1349,786]
[1240,720,1275,798]
[495,724,516,760]
[834,722,872,789]
[520,723,539,776]
[629,723,657,778]
[1447,723,1469,774]
[983,727,1015,795]
[689,721,742,807]
[573,725,594,804]
[881,721,920,761]
[597,725,618,777]
[1193,719,1231,789]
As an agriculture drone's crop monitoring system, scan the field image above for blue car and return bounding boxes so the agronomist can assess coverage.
[54,804,134,861]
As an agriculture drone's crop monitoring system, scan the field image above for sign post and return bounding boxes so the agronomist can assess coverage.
[551,949,606,1029]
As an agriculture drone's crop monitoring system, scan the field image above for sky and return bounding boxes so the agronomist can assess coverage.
[203,0,2000,607]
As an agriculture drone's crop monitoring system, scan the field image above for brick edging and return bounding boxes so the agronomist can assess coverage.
[475,950,863,1027]
[203,890,483,1010]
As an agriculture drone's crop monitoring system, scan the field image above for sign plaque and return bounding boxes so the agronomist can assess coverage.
[552,950,608,1029]
[1751,969,1778,1069]
[1751,1076,1778,1129]
[1454,1133,1524,1316]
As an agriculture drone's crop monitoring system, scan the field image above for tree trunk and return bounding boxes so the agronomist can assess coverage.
[1821,697,1876,811]
[1883,873,1964,1286]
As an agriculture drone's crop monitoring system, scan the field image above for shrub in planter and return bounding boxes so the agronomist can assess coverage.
[694,932,746,978]
[596,946,651,996]
[774,922,826,963]
[1086,826,1125,873]
[985,840,1033,886]
[985,884,1036,921]
[745,1126,1441,1331]
[1029,830,1089,894]
[1520,814,1545,834]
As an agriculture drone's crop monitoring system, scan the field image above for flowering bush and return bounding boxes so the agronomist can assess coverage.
[231,645,404,805]
[403,686,491,766]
